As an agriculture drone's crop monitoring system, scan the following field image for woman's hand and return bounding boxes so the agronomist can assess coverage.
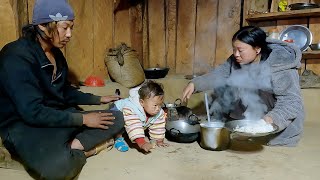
[263,116,273,124]
[82,112,115,129]
[182,82,195,102]
[100,95,121,104]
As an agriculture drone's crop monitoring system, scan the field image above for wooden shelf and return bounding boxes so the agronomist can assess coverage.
[246,8,320,22]
[302,51,320,59]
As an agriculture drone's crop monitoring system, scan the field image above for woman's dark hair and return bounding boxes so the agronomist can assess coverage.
[138,80,164,100]
[232,26,271,61]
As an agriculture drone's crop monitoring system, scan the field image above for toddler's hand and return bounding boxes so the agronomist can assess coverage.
[140,142,154,152]
[156,140,169,147]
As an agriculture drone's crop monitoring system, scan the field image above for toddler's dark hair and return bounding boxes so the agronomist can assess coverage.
[138,80,164,100]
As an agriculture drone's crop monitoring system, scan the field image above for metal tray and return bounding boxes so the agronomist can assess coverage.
[225,120,278,137]
[288,3,319,10]
[279,25,312,51]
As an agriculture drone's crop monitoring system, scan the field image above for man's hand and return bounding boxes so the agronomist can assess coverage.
[82,112,115,129]
[100,95,121,104]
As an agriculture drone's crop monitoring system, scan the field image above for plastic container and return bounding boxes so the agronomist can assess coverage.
[84,75,105,87]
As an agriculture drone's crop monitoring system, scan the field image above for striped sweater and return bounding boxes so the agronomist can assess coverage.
[114,86,166,142]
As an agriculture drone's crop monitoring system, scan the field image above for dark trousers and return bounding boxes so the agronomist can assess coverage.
[1,109,124,180]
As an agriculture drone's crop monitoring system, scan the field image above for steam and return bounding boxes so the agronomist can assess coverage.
[209,63,272,121]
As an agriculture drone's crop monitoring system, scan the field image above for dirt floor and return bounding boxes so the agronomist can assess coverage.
[1,121,320,180]
[0,79,319,180]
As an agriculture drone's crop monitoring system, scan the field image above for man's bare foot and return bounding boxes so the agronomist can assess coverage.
[85,139,115,157]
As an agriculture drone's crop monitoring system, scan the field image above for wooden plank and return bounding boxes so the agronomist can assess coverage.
[142,0,149,68]
[249,0,269,12]
[67,0,94,82]
[215,0,241,66]
[27,0,35,23]
[194,0,218,75]
[0,0,18,48]
[242,0,251,26]
[302,52,320,59]
[129,4,143,64]
[148,0,166,68]
[17,0,29,36]
[8,0,20,37]
[176,0,197,74]
[270,0,280,13]
[93,0,113,79]
[114,2,131,47]
[246,8,320,22]
[165,0,177,74]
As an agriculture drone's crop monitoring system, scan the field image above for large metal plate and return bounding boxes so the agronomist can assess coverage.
[279,25,312,51]
[288,3,319,10]
[225,120,278,137]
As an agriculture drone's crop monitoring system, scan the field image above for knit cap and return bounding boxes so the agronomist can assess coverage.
[32,0,75,25]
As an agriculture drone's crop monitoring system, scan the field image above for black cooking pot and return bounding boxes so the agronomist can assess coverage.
[144,67,169,79]
[165,129,199,143]
[165,114,200,143]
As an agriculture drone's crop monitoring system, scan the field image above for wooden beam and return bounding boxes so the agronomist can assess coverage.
[148,0,166,68]
[17,0,29,36]
[142,0,149,68]
[0,0,18,48]
[176,0,197,74]
[165,0,177,74]
[194,0,218,75]
[130,3,144,64]
[93,0,114,79]
[215,0,241,66]
[67,0,94,82]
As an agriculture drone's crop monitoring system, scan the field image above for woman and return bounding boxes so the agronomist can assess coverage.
[182,26,304,147]
[0,0,124,179]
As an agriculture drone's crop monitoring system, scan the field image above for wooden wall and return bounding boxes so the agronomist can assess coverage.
[0,0,241,82]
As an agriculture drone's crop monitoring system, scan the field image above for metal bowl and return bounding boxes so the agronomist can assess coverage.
[225,120,278,137]
[144,67,169,79]
[309,43,320,51]
[279,25,312,51]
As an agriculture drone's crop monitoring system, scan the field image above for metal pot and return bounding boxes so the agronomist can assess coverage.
[144,67,170,79]
[200,122,230,151]
[310,43,320,51]
[166,114,200,134]
[163,98,193,121]
[165,114,200,143]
